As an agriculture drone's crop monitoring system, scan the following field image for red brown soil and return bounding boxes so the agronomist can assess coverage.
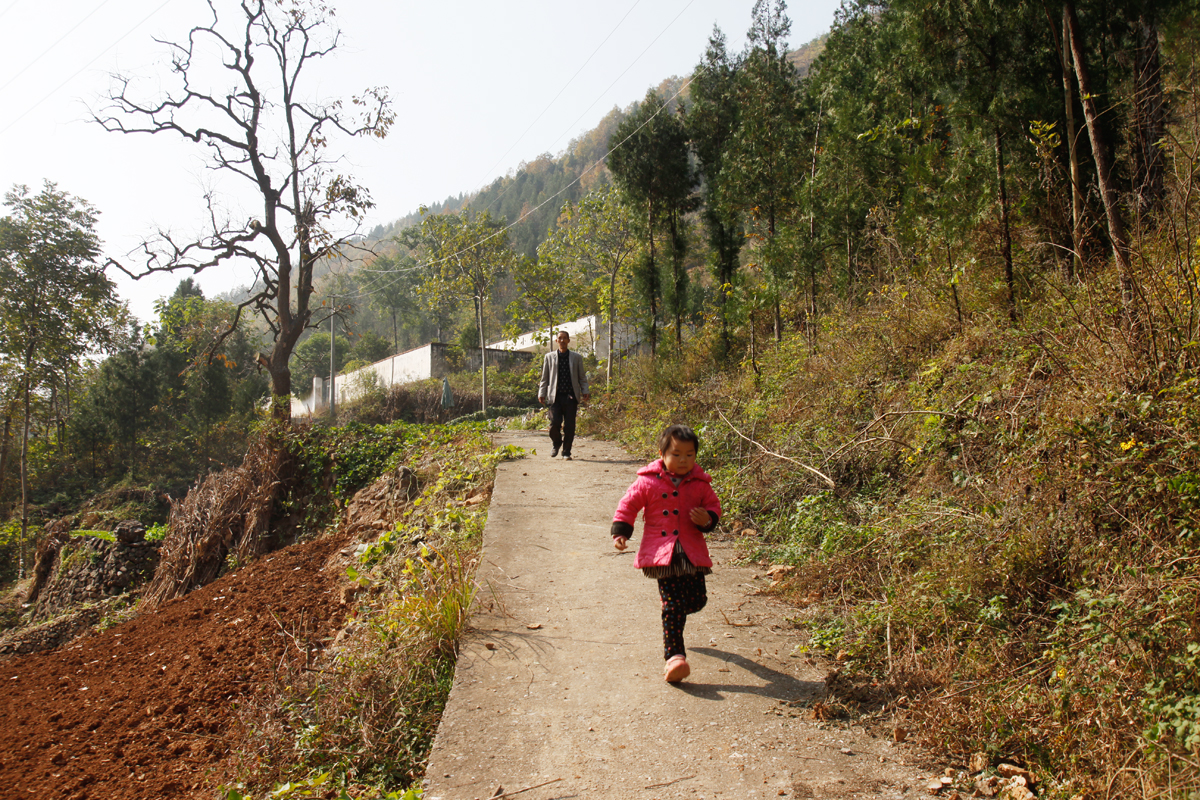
[0,531,353,800]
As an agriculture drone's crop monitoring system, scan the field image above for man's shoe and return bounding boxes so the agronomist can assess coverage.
[664,655,690,683]
[563,453,572,460]
[550,447,559,458]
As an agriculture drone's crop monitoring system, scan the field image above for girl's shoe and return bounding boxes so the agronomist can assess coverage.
[664,655,690,683]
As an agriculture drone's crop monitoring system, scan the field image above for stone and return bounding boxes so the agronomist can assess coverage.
[969,752,989,773]
[114,520,146,544]
[997,764,1036,787]
[998,785,1035,800]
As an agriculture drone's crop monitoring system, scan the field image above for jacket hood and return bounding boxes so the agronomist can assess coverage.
[638,459,713,484]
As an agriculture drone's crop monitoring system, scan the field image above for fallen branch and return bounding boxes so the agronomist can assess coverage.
[721,610,756,627]
[717,409,835,489]
[823,409,963,466]
[488,777,563,798]
[645,774,695,789]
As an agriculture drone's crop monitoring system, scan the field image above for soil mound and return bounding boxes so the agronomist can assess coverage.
[0,530,352,800]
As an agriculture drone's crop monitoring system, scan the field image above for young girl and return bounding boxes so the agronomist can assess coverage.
[611,424,722,683]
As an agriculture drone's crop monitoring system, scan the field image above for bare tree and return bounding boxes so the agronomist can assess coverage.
[95,0,392,419]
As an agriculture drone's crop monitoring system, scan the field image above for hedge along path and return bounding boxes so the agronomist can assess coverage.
[423,429,928,800]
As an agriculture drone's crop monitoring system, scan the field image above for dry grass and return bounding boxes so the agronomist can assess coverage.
[144,429,298,607]
[586,240,1200,797]
[218,423,505,797]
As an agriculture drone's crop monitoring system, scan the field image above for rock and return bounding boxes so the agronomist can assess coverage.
[970,752,990,774]
[927,779,945,795]
[999,785,1035,800]
[766,564,794,577]
[740,528,758,537]
[893,727,908,742]
[114,520,146,544]
[997,764,1036,787]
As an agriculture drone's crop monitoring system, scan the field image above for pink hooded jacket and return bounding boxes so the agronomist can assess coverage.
[612,459,722,570]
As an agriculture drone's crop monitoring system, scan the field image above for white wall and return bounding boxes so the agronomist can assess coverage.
[488,314,638,360]
[296,344,436,418]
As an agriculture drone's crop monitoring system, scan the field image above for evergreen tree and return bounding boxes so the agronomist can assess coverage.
[607,91,694,355]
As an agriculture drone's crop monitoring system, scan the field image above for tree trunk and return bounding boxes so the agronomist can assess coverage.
[808,110,821,343]
[995,126,1017,323]
[0,407,11,503]
[608,268,617,384]
[19,347,34,580]
[268,362,294,421]
[1133,13,1166,221]
[1045,2,1085,281]
[768,207,782,343]
[947,239,964,335]
[477,295,488,413]
[670,210,685,347]
[1065,0,1137,320]
[646,199,658,358]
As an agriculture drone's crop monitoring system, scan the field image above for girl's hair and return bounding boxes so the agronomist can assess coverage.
[658,424,700,454]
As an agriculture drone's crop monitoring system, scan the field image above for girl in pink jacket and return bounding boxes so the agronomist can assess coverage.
[612,424,722,683]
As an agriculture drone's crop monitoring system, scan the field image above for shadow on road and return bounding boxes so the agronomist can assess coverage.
[678,646,824,703]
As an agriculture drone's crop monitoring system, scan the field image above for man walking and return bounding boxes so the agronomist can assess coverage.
[538,330,589,459]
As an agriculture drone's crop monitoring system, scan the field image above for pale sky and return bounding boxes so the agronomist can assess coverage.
[0,0,841,322]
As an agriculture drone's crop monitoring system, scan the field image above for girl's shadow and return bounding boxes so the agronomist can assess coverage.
[677,646,823,703]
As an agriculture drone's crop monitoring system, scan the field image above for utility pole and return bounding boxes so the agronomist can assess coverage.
[328,296,337,421]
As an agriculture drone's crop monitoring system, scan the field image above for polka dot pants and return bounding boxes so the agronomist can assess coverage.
[658,572,707,659]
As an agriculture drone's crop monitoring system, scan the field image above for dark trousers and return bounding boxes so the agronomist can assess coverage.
[548,397,577,454]
[658,572,708,659]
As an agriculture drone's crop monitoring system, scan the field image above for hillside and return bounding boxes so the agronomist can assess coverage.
[367,36,826,260]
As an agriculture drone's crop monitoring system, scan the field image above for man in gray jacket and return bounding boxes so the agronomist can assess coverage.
[538,330,589,459]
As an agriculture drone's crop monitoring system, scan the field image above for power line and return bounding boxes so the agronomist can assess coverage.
[0,0,117,96]
[473,0,643,196]
[0,0,175,136]
[479,0,695,219]
[352,71,696,291]
[0,0,22,23]
[533,0,696,173]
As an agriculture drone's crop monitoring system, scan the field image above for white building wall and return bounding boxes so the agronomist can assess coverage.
[488,314,638,359]
[294,314,639,420]
[335,344,434,405]
[295,344,436,418]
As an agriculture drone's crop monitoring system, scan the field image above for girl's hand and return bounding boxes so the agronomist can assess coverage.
[689,507,713,526]
[613,536,628,551]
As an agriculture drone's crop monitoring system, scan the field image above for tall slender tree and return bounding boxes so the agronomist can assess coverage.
[0,183,120,576]
[724,0,805,341]
[607,91,694,356]
[405,210,515,412]
[536,186,639,382]
[689,26,745,361]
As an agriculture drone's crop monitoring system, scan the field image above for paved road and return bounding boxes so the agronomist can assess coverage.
[422,430,926,800]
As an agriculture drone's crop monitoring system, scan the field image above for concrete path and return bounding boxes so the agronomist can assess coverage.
[422,430,928,800]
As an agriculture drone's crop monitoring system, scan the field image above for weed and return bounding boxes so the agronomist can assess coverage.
[222,427,510,798]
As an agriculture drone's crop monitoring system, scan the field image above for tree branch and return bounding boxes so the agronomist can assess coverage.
[715,408,835,488]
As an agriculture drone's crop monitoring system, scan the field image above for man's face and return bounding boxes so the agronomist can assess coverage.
[556,332,570,352]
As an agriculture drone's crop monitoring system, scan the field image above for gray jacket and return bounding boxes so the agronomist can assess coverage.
[538,349,588,404]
